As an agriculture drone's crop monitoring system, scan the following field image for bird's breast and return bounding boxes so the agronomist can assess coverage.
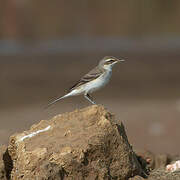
[86,70,112,93]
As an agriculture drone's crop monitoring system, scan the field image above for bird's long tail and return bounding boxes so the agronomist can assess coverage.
[45,94,69,109]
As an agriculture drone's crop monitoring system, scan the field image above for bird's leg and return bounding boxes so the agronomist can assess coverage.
[84,93,96,104]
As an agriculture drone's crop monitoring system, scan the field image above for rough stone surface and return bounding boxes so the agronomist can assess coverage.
[154,153,169,169]
[148,168,180,180]
[0,145,7,180]
[129,175,145,180]
[135,150,155,171]
[135,150,180,180]
[8,105,142,179]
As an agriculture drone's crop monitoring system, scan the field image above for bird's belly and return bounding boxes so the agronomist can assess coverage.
[69,86,85,96]
[85,72,111,93]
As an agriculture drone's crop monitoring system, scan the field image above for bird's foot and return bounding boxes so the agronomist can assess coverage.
[84,94,96,105]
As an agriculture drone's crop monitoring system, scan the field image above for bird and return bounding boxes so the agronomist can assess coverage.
[46,56,125,107]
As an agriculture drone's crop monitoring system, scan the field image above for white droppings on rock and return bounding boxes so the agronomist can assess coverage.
[18,125,51,142]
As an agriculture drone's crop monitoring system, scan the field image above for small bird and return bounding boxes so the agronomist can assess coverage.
[46,56,124,107]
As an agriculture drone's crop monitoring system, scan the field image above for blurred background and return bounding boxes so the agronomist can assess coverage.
[0,0,180,154]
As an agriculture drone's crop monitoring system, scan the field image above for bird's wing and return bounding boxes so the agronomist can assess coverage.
[68,66,103,92]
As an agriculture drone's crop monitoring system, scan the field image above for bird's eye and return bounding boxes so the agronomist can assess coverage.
[109,60,115,63]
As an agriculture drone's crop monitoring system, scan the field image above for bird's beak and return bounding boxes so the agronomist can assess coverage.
[117,59,125,63]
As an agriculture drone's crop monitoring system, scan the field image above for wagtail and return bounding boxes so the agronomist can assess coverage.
[46,56,124,107]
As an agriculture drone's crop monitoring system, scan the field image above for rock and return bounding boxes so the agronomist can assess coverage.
[148,168,180,180]
[135,151,180,180]
[135,150,154,172]
[8,105,142,179]
[129,175,145,180]
[154,154,168,169]
[135,150,170,170]
[0,145,9,180]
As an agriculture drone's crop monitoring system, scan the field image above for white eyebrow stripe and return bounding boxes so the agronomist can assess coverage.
[106,58,116,62]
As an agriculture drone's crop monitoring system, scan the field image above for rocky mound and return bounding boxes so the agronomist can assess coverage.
[8,105,143,179]
[0,105,179,180]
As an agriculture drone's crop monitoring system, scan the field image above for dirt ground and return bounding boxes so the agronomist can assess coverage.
[0,52,180,155]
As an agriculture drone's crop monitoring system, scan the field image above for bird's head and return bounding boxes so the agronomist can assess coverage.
[99,56,125,71]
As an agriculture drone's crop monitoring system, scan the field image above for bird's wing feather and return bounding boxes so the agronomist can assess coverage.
[68,66,103,92]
